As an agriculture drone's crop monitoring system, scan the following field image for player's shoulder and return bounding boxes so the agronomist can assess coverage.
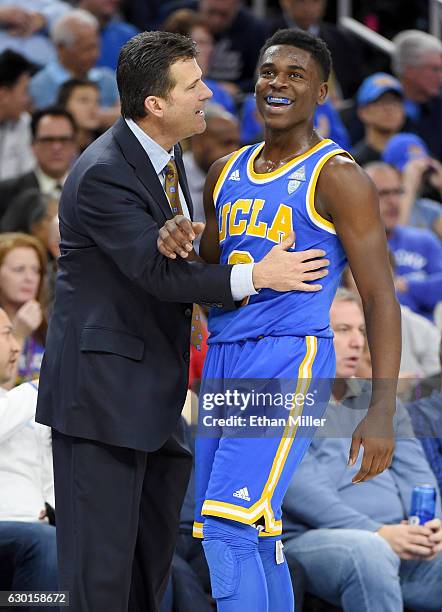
[207,146,252,186]
[319,150,373,193]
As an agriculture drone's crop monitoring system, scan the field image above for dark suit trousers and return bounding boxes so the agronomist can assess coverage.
[51,428,192,612]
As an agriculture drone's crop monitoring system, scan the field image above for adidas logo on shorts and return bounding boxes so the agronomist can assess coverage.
[233,487,251,501]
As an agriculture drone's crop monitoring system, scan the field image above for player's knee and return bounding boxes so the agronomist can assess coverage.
[202,517,258,599]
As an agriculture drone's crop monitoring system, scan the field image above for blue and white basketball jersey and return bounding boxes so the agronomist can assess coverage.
[208,139,352,343]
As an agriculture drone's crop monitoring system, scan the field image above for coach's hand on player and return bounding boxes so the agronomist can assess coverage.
[348,409,395,483]
[157,215,205,259]
[253,231,329,292]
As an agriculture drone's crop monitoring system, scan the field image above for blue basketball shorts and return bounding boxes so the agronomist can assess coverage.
[193,335,336,539]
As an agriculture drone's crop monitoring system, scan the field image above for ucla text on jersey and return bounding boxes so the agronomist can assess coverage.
[209,139,352,343]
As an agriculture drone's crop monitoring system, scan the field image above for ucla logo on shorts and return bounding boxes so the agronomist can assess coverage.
[287,165,306,195]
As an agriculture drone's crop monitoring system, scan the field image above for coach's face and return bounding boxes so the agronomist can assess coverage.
[160,59,213,144]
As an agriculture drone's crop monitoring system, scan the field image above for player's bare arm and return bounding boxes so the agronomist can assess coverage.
[316,154,401,483]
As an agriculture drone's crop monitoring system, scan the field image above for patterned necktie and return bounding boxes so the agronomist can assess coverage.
[164,159,203,351]
[164,160,183,215]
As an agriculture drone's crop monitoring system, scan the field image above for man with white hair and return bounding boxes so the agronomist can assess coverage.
[29,9,119,126]
[392,30,442,161]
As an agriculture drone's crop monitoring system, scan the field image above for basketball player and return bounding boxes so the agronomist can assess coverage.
[158,29,401,612]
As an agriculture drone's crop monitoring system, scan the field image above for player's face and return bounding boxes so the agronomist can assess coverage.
[162,58,213,141]
[330,300,365,378]
[255,45,327,132]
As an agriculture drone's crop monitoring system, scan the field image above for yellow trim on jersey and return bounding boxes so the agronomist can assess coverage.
[213,146,250,207]
[247,139,333,183]
[193,519,282,538]
[201,336,317,535]
[193,522,204,539]
[306,149,354,234]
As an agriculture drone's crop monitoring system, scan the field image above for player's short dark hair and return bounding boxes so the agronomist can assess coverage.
[117,30,197,120]
[259,29,332,82]
[57,78,99,108]
[31,107,77,139]
[0,50,35,87]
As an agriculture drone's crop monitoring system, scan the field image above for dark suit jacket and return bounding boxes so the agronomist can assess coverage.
[36,117,234,452]
[0,170,38,220]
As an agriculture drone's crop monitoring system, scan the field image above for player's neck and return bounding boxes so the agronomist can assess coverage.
[261,126,320,167]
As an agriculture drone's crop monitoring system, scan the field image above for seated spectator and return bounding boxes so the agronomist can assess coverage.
[382,133,442,237]
[343,263,441,382]
[0,0,71,67]
[161,8,236,114]
[407,337,442,495]
[29,9,119,129]
[0,50,35,181]
[392,30,442,161]
[198,0,267,94]
[183,102,240,243]
[365,162,442,320]
[0,308,57,607]
[1,189,58,256]
[57,79,101,152]
[282,289,442,612]
[411,338,442,401]
[268,0,363,100]
[239,94,350,149]
[78,0,138,71]
[0,233,47,387]
[352,73,405,166]
[0,108,78,221]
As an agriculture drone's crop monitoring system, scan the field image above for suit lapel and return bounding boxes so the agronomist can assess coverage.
[112,117,173,221]
[175,146,194,220]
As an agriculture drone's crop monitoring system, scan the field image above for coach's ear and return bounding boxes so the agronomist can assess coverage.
[144,95,166,118]
[317,82,328,106]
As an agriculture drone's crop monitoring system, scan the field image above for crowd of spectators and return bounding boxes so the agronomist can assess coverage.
[0,1,440,610]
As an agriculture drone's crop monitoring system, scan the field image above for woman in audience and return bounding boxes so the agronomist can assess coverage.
[0,233,47,386]
[57,78,102,153]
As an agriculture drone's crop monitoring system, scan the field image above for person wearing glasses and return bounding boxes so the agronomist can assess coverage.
[365,161,442,321]
[0,107,78,223]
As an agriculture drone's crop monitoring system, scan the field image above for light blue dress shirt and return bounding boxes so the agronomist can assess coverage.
[125,118,256,302]
[29,60,119,109]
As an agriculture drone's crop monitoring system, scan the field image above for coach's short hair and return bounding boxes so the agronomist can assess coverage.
[117,31,197,120]
[258,29,332,82]
[392,30,442,77]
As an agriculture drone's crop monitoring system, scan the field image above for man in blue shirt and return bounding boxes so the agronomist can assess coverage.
[78,0,138,72]
[365,162,442,320]
[282,289,442,611]
[29,9,119,128]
